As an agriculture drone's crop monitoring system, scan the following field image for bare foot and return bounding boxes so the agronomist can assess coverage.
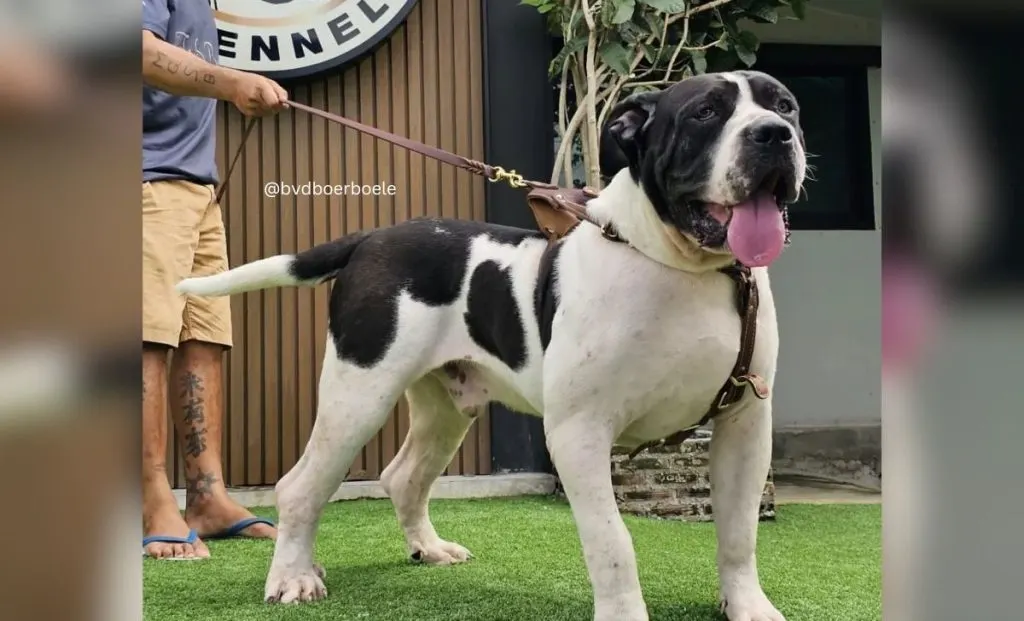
[185,491,276,540]
[143,493,209,560]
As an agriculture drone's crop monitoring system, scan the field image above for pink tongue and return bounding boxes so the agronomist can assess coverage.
[726,190,786,267]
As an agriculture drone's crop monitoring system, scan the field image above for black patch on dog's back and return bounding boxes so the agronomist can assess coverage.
[464,260,528,370]
[533,240,564,351]
[289,230,370,283]
[328,218,544,368]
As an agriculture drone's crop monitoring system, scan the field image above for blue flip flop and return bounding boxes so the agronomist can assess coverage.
[202,516,275,540]
[143,528,204,560]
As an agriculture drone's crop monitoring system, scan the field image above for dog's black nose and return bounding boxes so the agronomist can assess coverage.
[747,121,793,146]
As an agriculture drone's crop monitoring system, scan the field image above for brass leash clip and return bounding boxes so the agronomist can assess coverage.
[489,166,528,188]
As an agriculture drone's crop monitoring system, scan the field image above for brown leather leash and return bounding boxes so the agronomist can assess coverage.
[215,117,257,204]
[218,106,620,240]
[215,103,768,458]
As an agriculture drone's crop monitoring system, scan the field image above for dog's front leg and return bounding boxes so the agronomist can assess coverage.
[710,401,785,621]
[546,414,648,621]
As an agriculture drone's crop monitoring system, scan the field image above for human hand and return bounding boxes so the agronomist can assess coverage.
[229,72,288,117]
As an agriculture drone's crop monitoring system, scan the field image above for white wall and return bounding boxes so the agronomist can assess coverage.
[745,0,881,47]
[752,3,882,428]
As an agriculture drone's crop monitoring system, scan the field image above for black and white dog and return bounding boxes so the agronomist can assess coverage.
[178,70,805,621]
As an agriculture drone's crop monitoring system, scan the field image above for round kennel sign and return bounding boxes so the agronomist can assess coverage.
[211,0,419,79]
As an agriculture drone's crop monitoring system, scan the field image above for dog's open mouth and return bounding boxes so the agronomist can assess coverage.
[703,171,793,268]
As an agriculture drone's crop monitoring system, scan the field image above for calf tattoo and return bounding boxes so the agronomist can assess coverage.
[185,471,218,504]
[184,428,207,457]
[180,371,208,458]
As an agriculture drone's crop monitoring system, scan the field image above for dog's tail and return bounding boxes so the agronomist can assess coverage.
[176,231,369,297]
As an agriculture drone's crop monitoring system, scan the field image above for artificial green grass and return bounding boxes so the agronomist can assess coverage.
[143,496,880,621]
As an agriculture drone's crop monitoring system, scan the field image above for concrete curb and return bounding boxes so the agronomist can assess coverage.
[173,472,557,510]
[773,425,881,489]
[775,483,880,505]
[173,473,879,510]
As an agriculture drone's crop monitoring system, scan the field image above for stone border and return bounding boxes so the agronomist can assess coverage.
[608,430,775,522]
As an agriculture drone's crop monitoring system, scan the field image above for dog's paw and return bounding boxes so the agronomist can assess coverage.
[264,564,327,604]
[593,591,650,621]
[408,538,473,565]
[720,588,785,621]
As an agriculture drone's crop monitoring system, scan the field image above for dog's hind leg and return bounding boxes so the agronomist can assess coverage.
[380,365,478,565]
[264,338,412,605]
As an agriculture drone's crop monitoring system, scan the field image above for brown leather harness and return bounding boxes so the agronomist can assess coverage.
[525,187,768,458]
[218,106,769,459]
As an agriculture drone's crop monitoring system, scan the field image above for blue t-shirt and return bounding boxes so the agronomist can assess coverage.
[142,0,219,186]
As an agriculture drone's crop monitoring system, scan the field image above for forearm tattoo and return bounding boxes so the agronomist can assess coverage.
[151,51,180,74]
[152,51,215,84]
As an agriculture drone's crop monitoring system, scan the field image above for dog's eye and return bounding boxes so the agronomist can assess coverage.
[776,99,794,114]
[694,104,716,120]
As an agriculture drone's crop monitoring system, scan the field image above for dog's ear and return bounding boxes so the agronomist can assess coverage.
[600,90,662,180]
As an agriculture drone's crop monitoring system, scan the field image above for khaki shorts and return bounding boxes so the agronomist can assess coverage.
[142,179,232,348]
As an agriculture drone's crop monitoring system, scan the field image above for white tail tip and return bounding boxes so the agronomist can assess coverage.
[176,255,297,296]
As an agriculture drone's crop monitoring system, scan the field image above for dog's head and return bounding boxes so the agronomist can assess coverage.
[600,70,806,268]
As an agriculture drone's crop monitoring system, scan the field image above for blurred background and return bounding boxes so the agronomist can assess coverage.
[0,1,140,620]
[884,1,1024,619]
[1,0,1023,619]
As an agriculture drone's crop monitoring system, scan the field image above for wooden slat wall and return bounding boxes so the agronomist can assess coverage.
[170,0,491,488]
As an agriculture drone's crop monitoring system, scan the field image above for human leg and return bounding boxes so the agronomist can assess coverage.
[141,180,209,559]
[173,187,274,539]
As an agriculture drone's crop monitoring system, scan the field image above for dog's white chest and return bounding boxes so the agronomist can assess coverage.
[544,230,778,447]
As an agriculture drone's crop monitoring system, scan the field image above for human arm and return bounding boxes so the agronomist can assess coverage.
[141,29,233,100]
[141,0,287,117]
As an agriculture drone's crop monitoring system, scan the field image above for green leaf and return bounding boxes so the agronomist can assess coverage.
[547,36,588,78]
[642,11,665,37]
[618,20,646,44]
[788,0,807,20]
[545,10,564,35]
[600,0,616,26]
[735,46,756,67]
[519,0,545,7]
[609,0,636,24]
[537,3,555,13]
[722,19,741,39]
[733,30,759,67]
[737,30,760,53]
[642,42,660,63]
[748,5,778,23]
[568,7,584,32]
[599,41,633,76]
[690,49,707,74]
[640,0,689,14]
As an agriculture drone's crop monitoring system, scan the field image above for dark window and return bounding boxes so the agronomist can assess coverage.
[752,45,880,231]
